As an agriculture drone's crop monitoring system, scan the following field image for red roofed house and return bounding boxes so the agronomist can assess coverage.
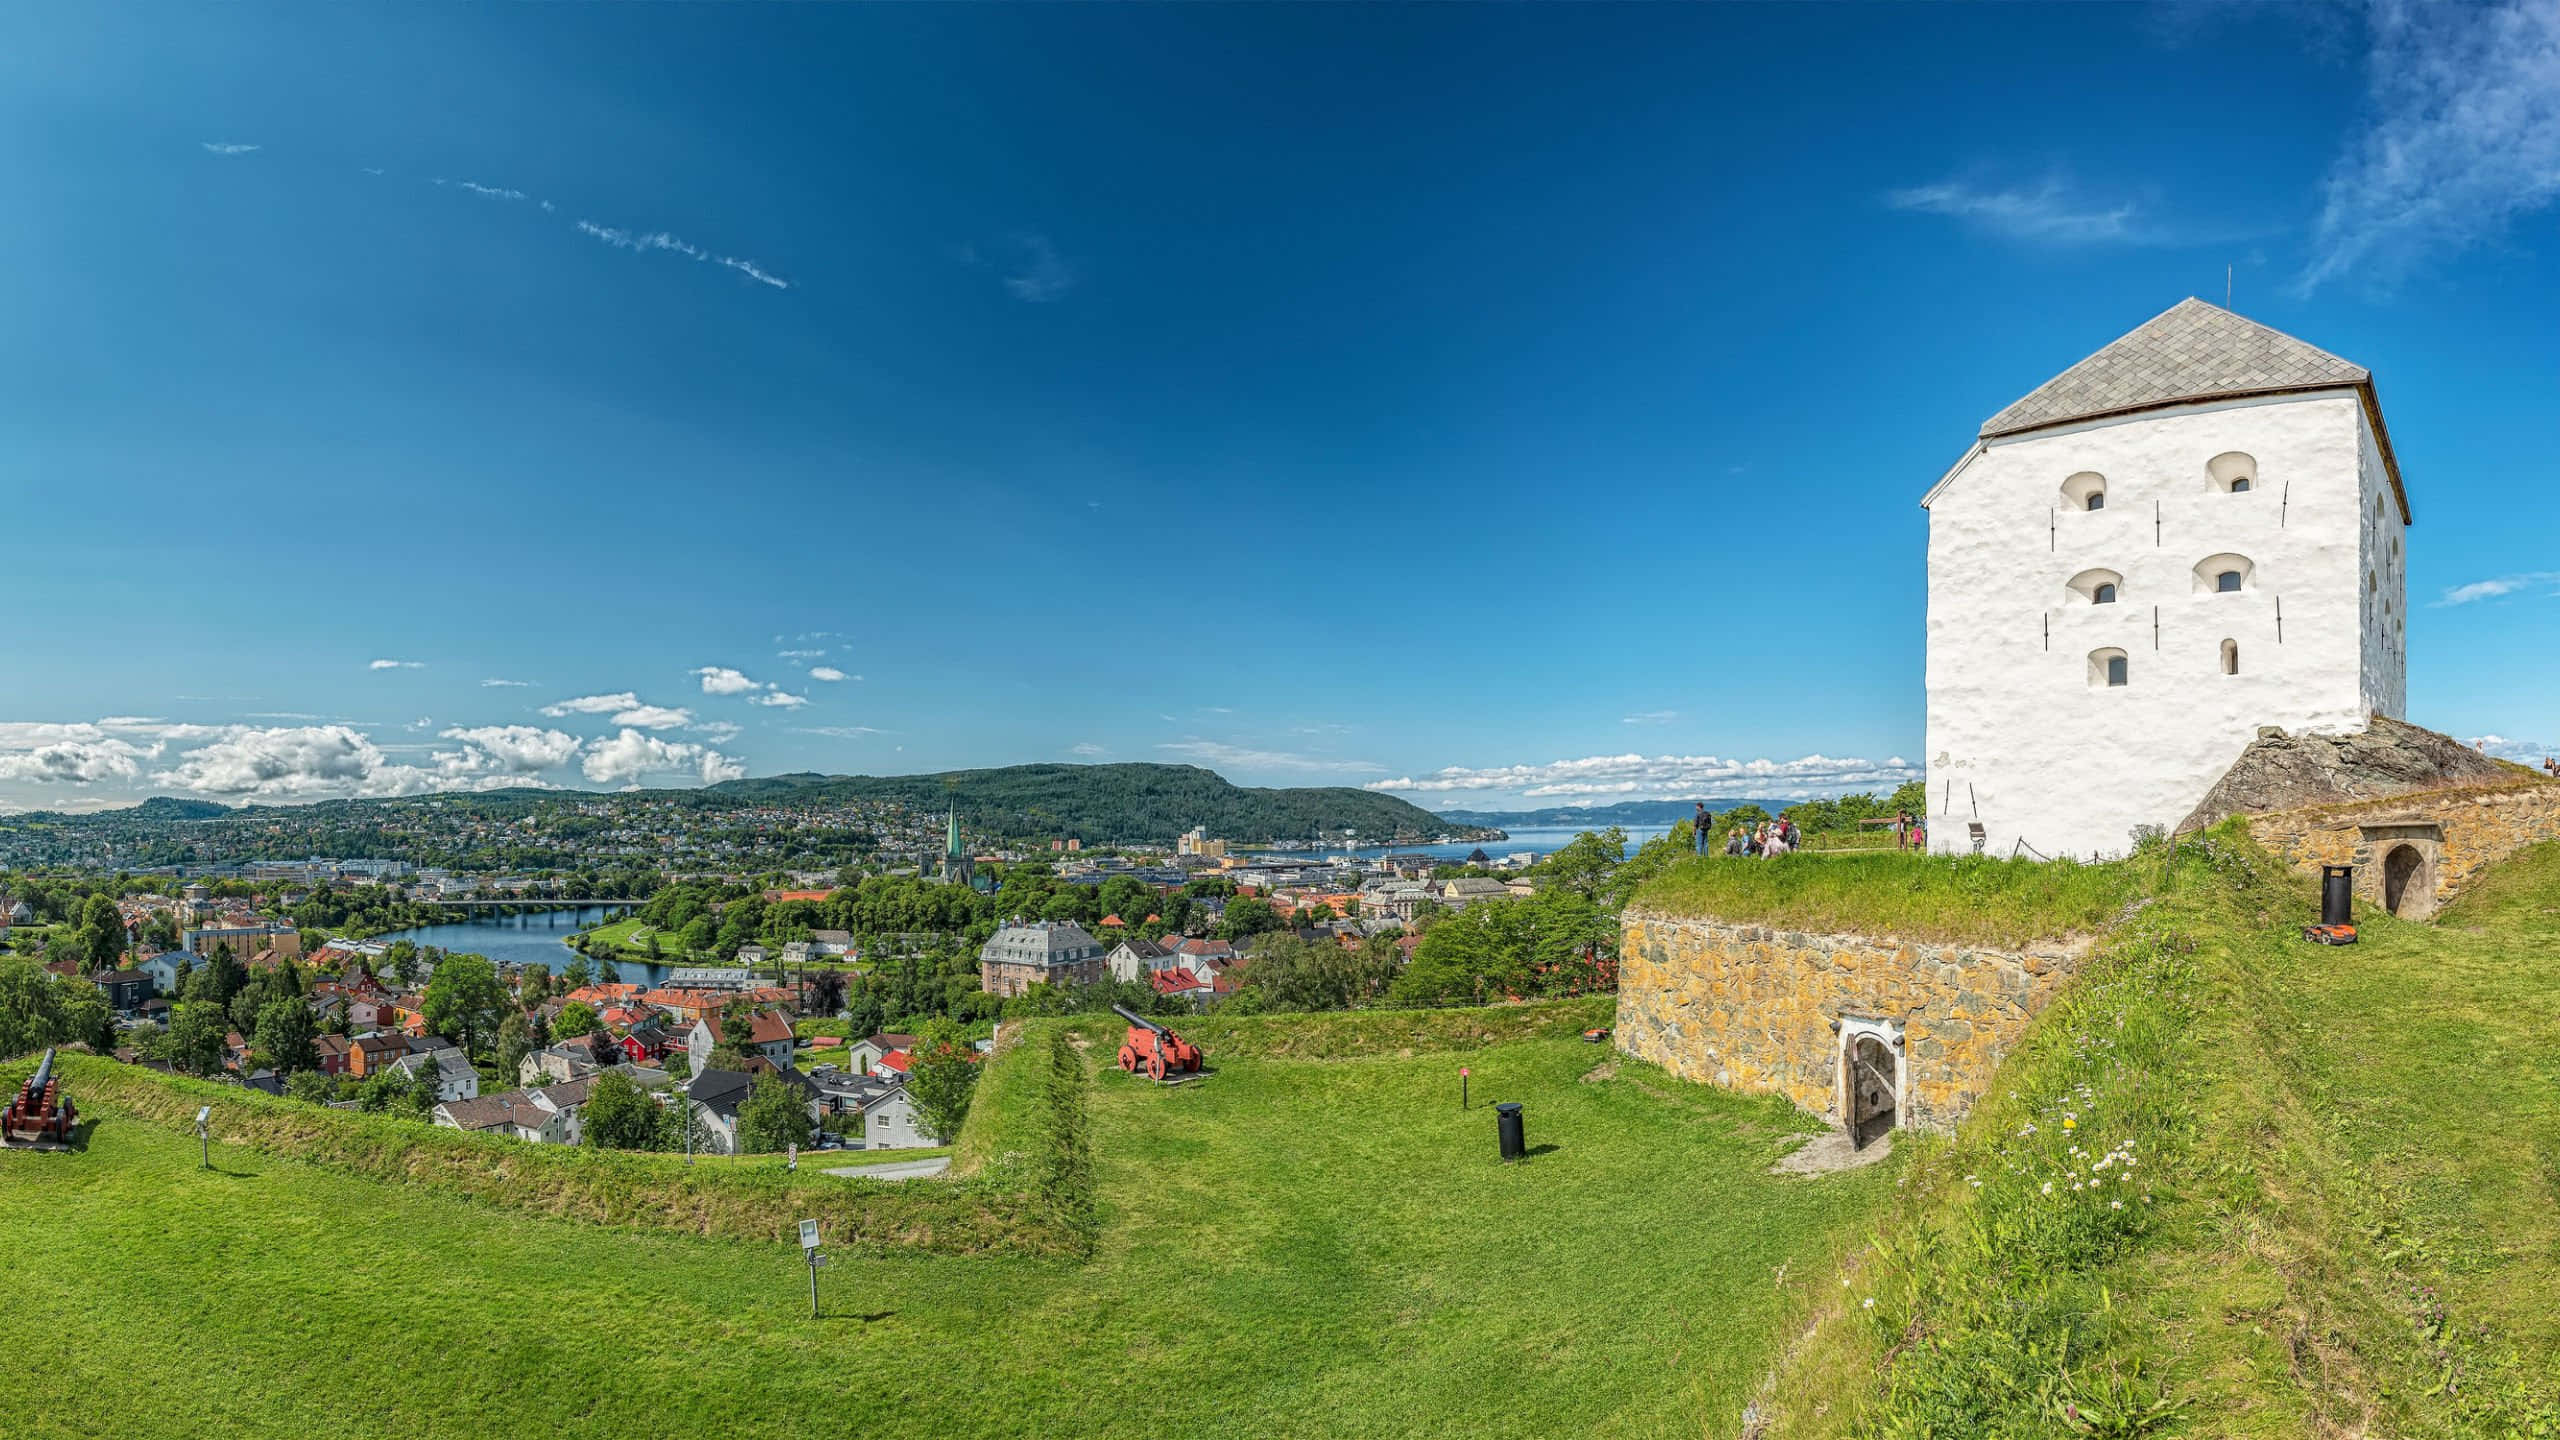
[686,1010,796,1073]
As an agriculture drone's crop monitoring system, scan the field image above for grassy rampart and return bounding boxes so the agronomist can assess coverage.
[1632,850,2152,948]
[20,1054,1058,1256]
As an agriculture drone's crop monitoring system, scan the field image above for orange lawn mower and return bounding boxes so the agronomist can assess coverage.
[2303,864,2359,946]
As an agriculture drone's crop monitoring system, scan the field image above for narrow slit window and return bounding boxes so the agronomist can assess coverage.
[2107,655,2128,686]
[2220,638,2238,675]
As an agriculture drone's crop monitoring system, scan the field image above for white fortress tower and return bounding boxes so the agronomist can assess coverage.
[1923,299,2410,859]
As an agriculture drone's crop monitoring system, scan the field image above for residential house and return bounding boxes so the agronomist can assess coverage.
[348,1033,407,1078]
[94,969,153,1014]
[1105,937,1170,984]
[684,1066,819,1154]
[843,1032,919,1075]
[810,929,855,958]
[138,952,189,995]
[314,1033,352,1076]
[519,1033,619,1087]
[388,1050,481,1103]
[806,1067,936,1149]
[432,1082,586,1145]
[978,920,1109,998]
[686,1010,796,1074]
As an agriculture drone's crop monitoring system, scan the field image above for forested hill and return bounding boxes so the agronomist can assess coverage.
[706,764,1486,844]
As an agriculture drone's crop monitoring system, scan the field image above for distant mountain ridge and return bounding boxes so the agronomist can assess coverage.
[1436,798,1799,828]
[706,763,1491,843]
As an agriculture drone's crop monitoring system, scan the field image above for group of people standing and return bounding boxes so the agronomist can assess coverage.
[1689,803,1804,858]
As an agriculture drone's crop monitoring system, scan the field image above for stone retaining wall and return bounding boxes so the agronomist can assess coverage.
[2245,775,2560,915]
[1616,912,2089,1133]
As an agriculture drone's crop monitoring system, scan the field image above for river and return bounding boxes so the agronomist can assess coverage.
[1240,824,1673,864]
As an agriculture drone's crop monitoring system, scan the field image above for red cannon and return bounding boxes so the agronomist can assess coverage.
[3,1048,77,1147]
[1112,1004,1204,1082]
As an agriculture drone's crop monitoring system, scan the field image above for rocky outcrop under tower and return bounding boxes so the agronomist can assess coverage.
[2179,716,2522,834]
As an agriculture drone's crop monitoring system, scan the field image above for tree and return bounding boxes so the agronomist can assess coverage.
[1542,828,1628,903]
[706,999,762,1070]
[163,1002,230,1077]
[184,944,245,1009]
[75,895,127,973]
[405,1058,440,1116]
[733,1071,814,1155]
[905,1018,980,1142]
[581,1071,662,1151]
[254,994,320,1074]
[285,1069,337,1105]
[422,952,508,1059]
[494,1010,534,1082]
[1220,896,1281,940]
[561,955,595,992]
[354,1067,407,1113]
[552,1000,600,1040]
[384,939,423,987]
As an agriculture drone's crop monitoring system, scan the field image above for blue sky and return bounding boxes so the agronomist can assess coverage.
[3,2,2556,814]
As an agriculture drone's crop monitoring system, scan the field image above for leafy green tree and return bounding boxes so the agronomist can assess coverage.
[581,1071,661,1151]
[1220,896,1281,940]
[494,1010,534,1082]
[561,954,595,991]
[422,952,508,1058]
[905,1018,980,1142]
[184,944,245,1008]
[733,1071,814,1155]
[75,895,127,973]
[254,994,320,1074]
[353,1067,407,1113]
[1542,828,1628,903]
[285,1069,337,1105]
[552,1000,600,1039]
[163,1002,230,1077]
[406,1058,440,1116]
[384,939,423,987]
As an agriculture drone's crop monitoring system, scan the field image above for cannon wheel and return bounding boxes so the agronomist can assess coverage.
[1118,1044,1139,1073]
[1147,1052,1168,1082]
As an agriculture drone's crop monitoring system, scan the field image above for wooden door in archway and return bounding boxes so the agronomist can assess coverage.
[1849,1035,1896,1149]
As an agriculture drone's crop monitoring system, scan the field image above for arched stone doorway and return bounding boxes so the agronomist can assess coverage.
[1837,1017,1902,1150]
[2383,844,2428,917]
[2356,819,2443,921]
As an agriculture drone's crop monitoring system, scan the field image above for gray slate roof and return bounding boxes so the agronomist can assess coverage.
[1979,298,2369,439]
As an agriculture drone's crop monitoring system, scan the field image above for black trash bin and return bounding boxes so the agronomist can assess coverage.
[1495,1102,1525,1162]
[2321,865,2354,927]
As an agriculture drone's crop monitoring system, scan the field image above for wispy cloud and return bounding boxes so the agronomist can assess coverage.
[576,220,790,290]
[1884,177,2149,245]
[1000,232,1078,302]
[1365,752,1920,801]
[608,704,694,731]
[777,649,826,659]
[751,689,809,709]
[2302,0,2560,292]
[1158,739,1382,775]
[2467,734,2559,762]
[695,666,762,696]
[436,178,528,202]
[368,658,424,670]
[807,666,849,682]
[795,725,884,740]
[1622,710,1680,726]
[2436,571,2560,605]
[540,692,640,718]
[200,142,260,156]
[481,677,532,688]
[1070,742,1109,758]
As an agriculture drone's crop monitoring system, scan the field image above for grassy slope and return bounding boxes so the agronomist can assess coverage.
[0,1003,1892,1439]
[1759,832,2560,1439]
[1632,851,2150,948]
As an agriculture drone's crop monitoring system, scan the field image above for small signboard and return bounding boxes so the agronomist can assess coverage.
[797,1218,820,1251]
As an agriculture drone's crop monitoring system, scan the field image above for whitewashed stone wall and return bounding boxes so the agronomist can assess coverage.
[1924,391,2407,860]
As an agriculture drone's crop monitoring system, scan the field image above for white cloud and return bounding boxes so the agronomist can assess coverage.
[540,692,641,717]
[575,220,790,290]
[610,704,695,731]
[200,142,260,156]
[2435,571,2560,606]
[1158,740,1382,775]
[481,678,532,687]
[689,720,743,742]
[153,725,387,798]
[580,728,742,786]
[1884,178,2143,245]
[0,737,149,785]
[751,689,809,709]
[695,666,761,696]
[1001,232,1078,301]
[2302,0,2560,291]
[795,725,883,739]
[437,725,583,774]
[436,178,528,202]
[808,666,848,682]
[778,649,826,659]
[1070,742,1108,757]
[369,658,424,670]
[1622,710,1680,726]
[1364,752,1922,801]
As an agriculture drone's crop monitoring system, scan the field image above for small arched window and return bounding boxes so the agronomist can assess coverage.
[2089,647,2129,689]
[2220,638,2238,675]
[2208,452,2258,494]
[2194,553,2256,594]
[2066,568,2124,606]
[2061,472,2107,512]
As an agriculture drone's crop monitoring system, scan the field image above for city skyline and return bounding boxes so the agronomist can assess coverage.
[7,4,2559,813]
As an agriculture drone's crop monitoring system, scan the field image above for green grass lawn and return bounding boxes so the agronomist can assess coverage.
[576,914,669,960]
[0,1013,1892,1439]
[1632,848,2153,947]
